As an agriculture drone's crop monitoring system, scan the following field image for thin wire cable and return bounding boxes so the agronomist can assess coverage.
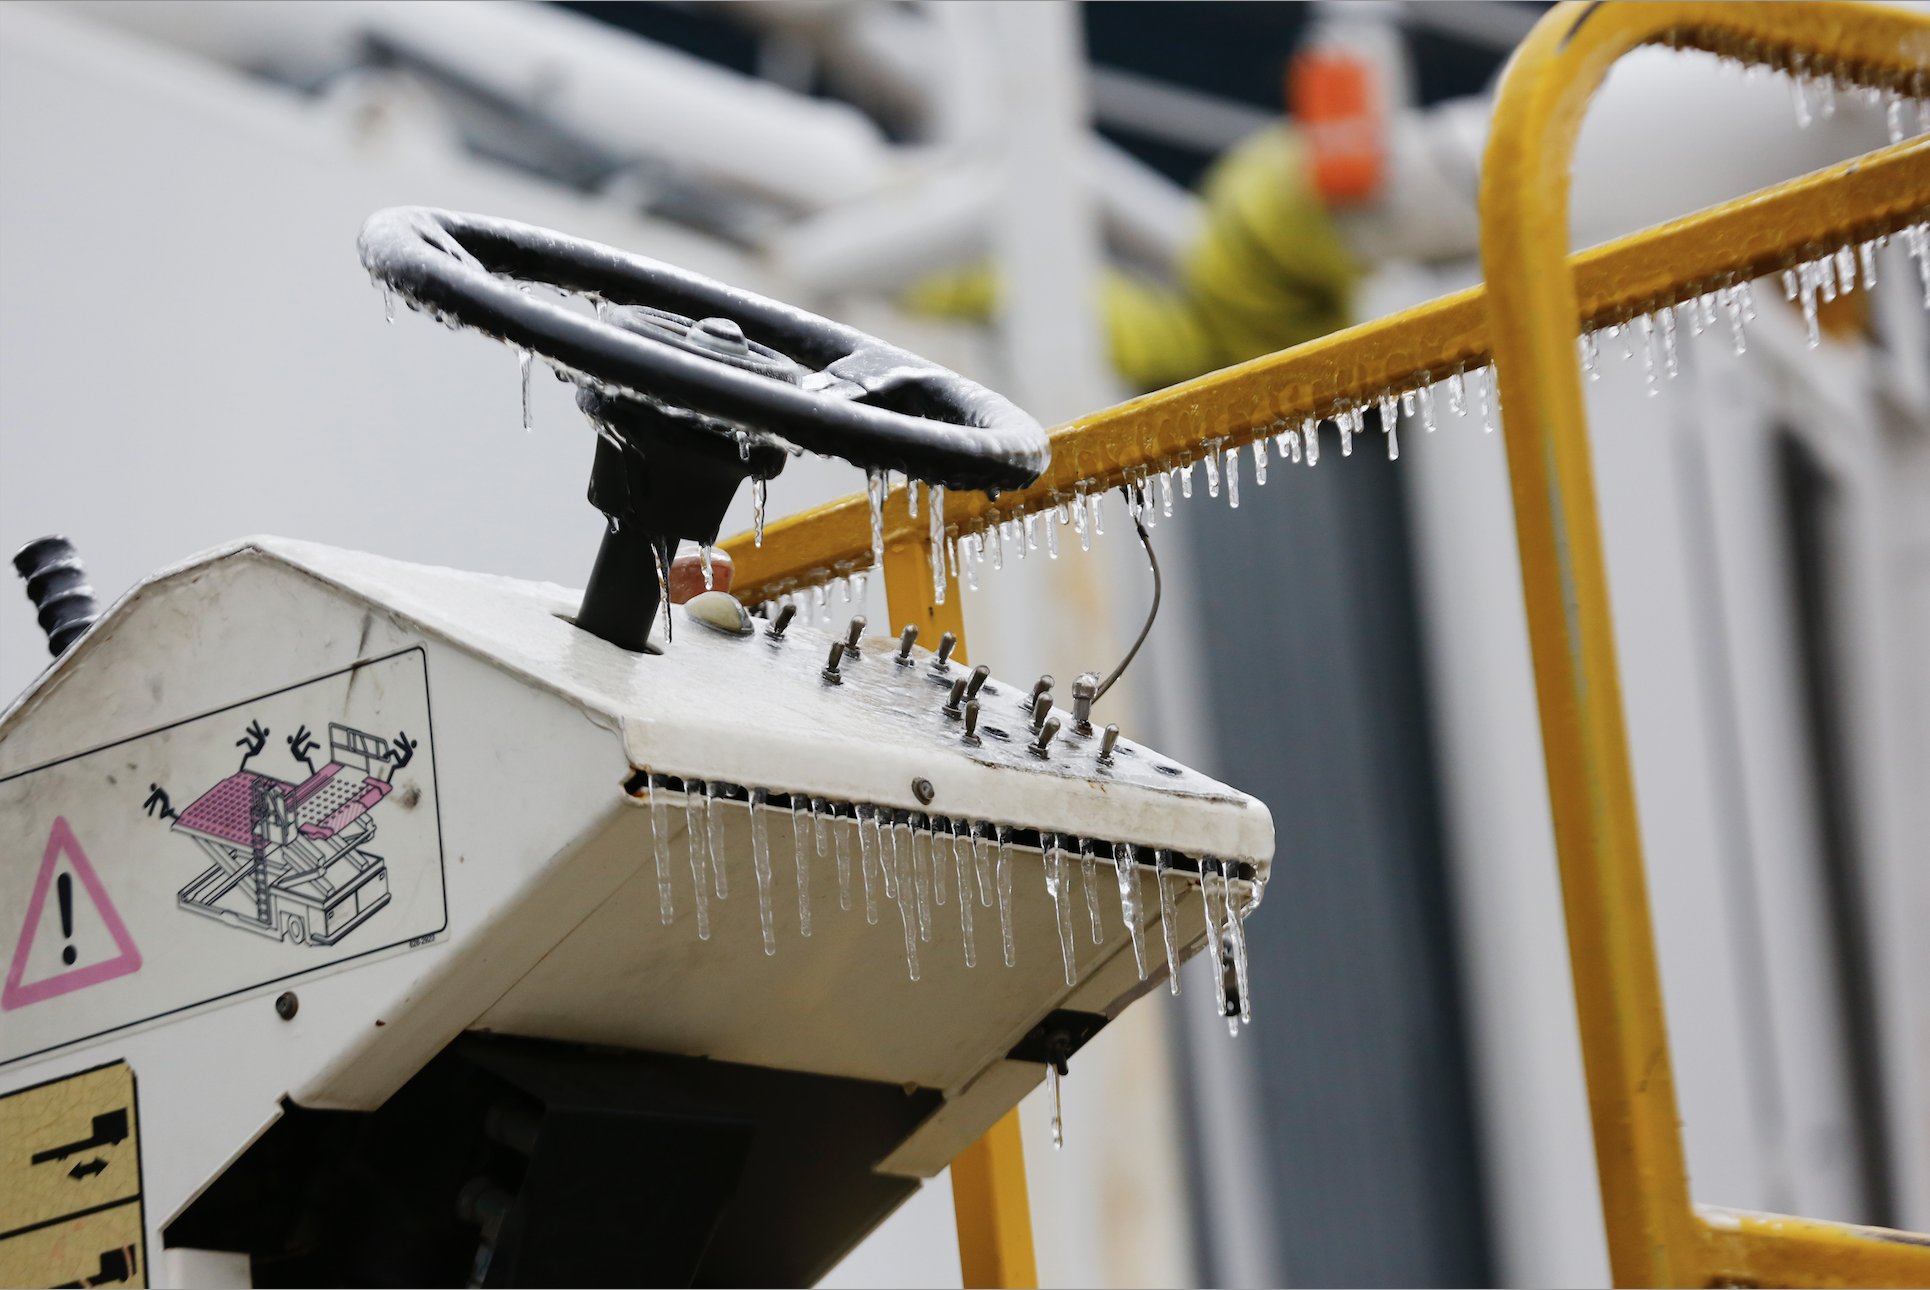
[1093,484,1161,702]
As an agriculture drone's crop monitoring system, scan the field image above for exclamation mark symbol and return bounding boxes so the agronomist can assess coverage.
[57,872,76,965]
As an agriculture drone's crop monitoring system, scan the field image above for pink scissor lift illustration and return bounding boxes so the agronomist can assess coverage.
[171,723,403,947]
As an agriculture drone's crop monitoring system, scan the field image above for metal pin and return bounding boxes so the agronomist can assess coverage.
[821,641,846,684]
[896,624,919,664]
[1071,672,1098,734]
[931,631,957,669]
[1098,724,1120,763]
[963,700,983,745]
[770,603,797,638]
[844,615,867,654]
[944,676,968,717]
[1031,693,1054,734]
[1030,675,1054,711]
[964,663,991,701]
[1029,716,1061,758]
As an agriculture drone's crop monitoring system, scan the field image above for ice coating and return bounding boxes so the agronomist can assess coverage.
[647,773,674,926]
[683,782,711,941]
[1115,841,1147,980]
[1045,835,1078,987]
[706,781,730,898]
[1155,850,1181,996]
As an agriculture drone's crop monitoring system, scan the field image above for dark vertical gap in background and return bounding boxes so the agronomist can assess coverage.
[1176,421,1494,1286]
[1775,432,1896,1227]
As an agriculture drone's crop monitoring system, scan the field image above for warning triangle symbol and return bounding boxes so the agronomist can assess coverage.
[3,816,142,1011]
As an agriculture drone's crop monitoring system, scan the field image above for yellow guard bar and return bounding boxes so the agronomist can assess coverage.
[1481,3,1930,1285]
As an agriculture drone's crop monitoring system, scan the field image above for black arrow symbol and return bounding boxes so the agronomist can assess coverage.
[68,1157,108,1180]
[31,1108,128,1164]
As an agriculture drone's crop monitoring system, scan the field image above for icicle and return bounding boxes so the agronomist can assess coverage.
[908,478,920,520]
[1418,381,1438,433]
[700,545,715,590]
[1089,491,1105,537]
[928,818,947,907]
[971,822,993,907]
[519,348,534,432]
[1045,836,1078,986]
[876,811,899,898]
[1859,240,1878,292]
[1079,838,1104,944]
[924,484,947,604]
[684,782,711,941]
[1658,307,1678,380]
[1203,444,1222,498]
[753,479,767,548]
[1114,842,1147,980]
[1447,370,1467,419]
[1799,262,1821,348]
[651,545,671,644]
[1817,71,1836,120]
[962,536,980,591]
[953,822,978,968]
[1199,861,1228,1024]
[1159,469,1175,516]
[893,819,921,981]
[857,805,881,924]
[1579,332,1599,381]
[867,470,886,570]
[1475,367,1495,434]
[1046,1060,1064,1150]
[1791,57,1813,128]
[831,803,853,912]
[749,789,776,956]
[647,774,674,925]
[382,287,396,324]
[1835,245,1857,296]
[902,816,932,943]
[1888,93,1909,145]
[1045,507,1061,559]
[1379,393,1401,460]
[988,512,1005,571]
[1721,286,1749,355]
[1637,314,1659,397]
[1251,439,1268,487]
[1155,851,1181,996]
[1223,862,1253,1028]
[706,782,730,898]
[792,798,813,938]
[1338,407,1356,457]
[996,825,1017,967]
[1073,485,1092,551]
[1818,254,1838,304]
[1179,461,1195,499]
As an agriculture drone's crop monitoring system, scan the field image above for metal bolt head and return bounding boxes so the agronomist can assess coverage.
[275,991,299,1021]
[912,777,936,806]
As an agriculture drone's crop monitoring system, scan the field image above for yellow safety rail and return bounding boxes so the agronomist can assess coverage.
[721,3,1930,1284]
[1482,3,1929,1285]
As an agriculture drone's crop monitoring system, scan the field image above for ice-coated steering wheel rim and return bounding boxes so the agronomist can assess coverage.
[357,206,1049,493]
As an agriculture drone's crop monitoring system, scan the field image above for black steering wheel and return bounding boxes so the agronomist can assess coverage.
[357,207,1049,493]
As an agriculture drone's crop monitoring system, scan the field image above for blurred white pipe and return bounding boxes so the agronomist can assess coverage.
[59,0,896,211]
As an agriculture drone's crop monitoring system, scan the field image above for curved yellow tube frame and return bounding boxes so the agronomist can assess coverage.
[1481,3,1929,1285]
[719,4,1930,1284]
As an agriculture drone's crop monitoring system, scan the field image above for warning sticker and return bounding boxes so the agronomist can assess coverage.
[0,650,445,1067]
[0,1061,146,1288]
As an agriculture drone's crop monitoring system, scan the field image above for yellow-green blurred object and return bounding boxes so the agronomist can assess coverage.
[905,127,1361,390]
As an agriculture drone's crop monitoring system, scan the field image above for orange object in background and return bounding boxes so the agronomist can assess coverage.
[669,546,731,602]
[1289,47,1386,206]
